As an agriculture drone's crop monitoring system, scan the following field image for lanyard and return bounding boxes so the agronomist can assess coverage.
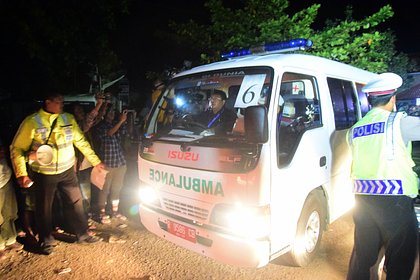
[45,117,58,145]
[207,108,224,128]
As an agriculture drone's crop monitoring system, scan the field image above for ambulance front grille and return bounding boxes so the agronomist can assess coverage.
[163,198,209,220]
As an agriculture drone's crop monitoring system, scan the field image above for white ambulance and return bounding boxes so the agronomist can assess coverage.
[138,39,378,267]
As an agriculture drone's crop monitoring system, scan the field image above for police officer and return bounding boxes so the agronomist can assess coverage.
[10,90,106,255]
[346,73,420,279]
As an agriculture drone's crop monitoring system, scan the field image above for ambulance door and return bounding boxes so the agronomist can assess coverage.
[269,70,330,265]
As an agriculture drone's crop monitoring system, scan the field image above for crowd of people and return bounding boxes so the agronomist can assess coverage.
[1,88,133,258]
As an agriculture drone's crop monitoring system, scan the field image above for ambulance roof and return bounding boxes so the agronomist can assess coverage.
[175,53,378,84]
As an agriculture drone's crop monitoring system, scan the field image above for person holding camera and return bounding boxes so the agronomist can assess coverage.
[73,92,109,134]
[72,92,109,217]
[10,90,106,255]
[91,107,128,224]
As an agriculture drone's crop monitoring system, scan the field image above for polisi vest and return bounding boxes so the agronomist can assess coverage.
[347,108,418,197]
[30,112,75,174]
[10,108,101,177]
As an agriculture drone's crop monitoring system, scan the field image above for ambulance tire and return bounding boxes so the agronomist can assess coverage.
[285,192,325,267]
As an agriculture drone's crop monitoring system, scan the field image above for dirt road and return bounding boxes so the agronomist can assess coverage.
[0,211,354,280]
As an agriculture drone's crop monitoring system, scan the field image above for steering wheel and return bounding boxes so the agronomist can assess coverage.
[175,114,208,132]
[183,120,208,130]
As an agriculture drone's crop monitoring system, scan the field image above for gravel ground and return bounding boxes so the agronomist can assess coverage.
[0,211,355,280]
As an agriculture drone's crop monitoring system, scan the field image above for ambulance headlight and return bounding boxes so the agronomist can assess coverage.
[138,186,160,206]
[210,204,270,239]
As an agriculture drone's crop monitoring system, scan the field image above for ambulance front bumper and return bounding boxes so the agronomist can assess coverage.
[139,203,271,268]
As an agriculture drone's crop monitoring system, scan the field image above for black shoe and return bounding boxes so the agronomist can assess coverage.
[39,244,54,255]
[77,235,103,244]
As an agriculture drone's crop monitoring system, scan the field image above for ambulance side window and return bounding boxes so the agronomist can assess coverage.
[327,78,358,130]
[277,72,321,167]
[355,83,370,116]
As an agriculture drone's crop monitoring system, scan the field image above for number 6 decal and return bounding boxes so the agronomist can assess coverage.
[242,84,257,104]
[234,74,266,108]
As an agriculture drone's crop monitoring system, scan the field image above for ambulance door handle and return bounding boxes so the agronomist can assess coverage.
[319,156,326,167]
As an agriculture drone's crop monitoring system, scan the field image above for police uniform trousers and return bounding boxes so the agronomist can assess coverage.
[347,195,418,280]
[33,167,88,245]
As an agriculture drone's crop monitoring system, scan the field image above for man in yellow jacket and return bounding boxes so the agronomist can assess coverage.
[347,73,419,279]
[10,90,106,255]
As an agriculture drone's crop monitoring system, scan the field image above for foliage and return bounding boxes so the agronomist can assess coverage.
[309,5,415,76]
[170,0,416,75]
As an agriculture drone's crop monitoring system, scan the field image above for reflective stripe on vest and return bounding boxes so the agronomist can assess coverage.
[61,114,68,125]
[56,141,73,149]
[34,113,69,128]
[353,179,403,195]
[34,114,47,143]
[31,158,74,174]
[34,113,70,143]
[386,112,397,160]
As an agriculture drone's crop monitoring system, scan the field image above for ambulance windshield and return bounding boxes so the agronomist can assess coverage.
[144,67,272,140]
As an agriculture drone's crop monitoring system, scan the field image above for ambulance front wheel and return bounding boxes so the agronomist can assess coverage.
[286,191,326,267]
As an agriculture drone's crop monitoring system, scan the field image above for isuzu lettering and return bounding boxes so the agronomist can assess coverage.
[137,39,378,267]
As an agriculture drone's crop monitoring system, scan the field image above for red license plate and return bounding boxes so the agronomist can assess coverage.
[167,220,196,243]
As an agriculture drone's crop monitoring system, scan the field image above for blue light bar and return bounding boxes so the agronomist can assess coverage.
[221,38,313,59]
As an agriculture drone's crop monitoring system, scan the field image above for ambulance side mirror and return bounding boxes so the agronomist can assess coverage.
[244,106,268,143]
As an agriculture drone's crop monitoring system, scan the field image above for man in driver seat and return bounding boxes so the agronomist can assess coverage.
[197,89,237,135]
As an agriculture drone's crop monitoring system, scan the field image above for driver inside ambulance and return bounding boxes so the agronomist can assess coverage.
[196,89,237,135]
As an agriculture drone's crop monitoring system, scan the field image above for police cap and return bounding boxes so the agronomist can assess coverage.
[362,72,403,96]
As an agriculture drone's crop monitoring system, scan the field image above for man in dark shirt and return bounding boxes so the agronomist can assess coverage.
[197,89,237,135]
